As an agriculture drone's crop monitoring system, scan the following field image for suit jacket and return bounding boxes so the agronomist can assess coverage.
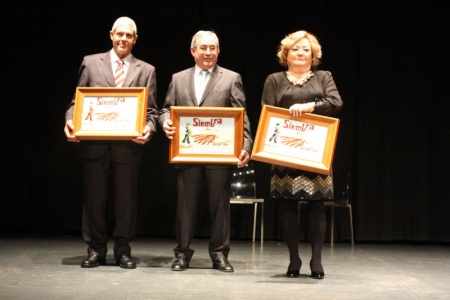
[159,65,253,168]
[65,50,158,162]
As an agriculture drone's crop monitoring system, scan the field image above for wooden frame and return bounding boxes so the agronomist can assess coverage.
[169,106,244,164]
[72,87,148,140]
[251,105,340,175]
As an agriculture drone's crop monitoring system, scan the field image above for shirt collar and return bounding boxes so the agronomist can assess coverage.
[195,65,212,76]
[111,50,131,67]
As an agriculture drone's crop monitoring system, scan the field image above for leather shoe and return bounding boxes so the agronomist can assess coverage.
[212,258,234,272]
[116,255,136,269]
[311,271,325,279]
[171,256,189,271]
[81,254,106,268]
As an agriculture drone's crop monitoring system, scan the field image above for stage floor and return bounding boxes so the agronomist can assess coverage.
[1,234,449,299]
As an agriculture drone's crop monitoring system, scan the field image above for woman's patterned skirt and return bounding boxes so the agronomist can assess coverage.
[270,165,333,200]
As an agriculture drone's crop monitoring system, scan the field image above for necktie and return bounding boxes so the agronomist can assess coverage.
[197,70,210,102]
[114,59,125,87]
[201,69,209,81]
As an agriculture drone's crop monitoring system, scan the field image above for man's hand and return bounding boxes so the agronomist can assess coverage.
[133,125,151,144]
[163,119,176,139]
[64,120,80,143]
[237,150,250,168]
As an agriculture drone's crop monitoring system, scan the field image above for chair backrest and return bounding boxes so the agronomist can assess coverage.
[230,162,257,199]
[334,170,351,206]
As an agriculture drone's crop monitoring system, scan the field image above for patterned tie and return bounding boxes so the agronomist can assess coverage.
[114,59,125,87]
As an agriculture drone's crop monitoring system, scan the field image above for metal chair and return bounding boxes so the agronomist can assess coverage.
[329,170,354,247]
[230,162,264,247]
[298,171,354,247]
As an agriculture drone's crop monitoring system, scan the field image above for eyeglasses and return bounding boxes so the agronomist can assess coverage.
[197,45,218,52]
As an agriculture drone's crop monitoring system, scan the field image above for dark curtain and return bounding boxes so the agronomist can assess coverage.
[2,1,449,243]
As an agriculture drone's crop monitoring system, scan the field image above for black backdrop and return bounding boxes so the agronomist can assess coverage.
[2,1,449,243]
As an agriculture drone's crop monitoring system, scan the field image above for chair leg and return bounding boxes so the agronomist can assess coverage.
[252,203,257,243]
[298,201,304,240]
[349,205,354,246]
[260,202,264,247]
[331,204,335,248]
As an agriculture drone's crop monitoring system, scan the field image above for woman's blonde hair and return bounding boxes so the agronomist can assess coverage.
[276,30,322,68]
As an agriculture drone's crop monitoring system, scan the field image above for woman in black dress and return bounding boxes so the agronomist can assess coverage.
[261,30,344,279]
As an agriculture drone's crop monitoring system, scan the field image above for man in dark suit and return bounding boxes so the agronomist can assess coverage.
[159,30,253,272]
[64,16,158,269]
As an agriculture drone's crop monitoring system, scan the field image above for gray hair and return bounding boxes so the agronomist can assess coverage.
[191,30,219,48]
[111,16,137,35]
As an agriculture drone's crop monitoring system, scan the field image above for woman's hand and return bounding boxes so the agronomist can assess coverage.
[289,102,315,117]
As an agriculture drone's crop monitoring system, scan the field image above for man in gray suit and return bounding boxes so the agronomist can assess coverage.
[64,16,158,269]
[159,30,253,272]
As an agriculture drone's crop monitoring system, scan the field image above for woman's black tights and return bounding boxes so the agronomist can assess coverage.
[279,199,325,273]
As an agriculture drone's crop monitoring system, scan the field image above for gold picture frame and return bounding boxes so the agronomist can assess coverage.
[72,87,148,140]
[169,106,244,164]
[251,105,340,175]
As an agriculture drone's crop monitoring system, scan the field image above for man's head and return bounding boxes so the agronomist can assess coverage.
[110,17,138,59]
[190,31,220,70]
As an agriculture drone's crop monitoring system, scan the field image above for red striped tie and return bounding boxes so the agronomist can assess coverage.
[114,60,125,87]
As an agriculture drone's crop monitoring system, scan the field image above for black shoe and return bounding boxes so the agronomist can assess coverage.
[212,258,234,272]
[311,271,325,279]
[286,259,301,278]
[81,253,106,268]
[286,270,299,277]
[310,260,324,279]
[171,256,189,271]
[116,255,136,269]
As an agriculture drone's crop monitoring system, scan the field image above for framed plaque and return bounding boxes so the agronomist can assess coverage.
[169,106,244,164]
[251,105,340,175]
[72,87,148,140]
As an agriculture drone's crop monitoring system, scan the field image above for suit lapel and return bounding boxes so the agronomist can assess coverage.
[100,52,115,87]
[123,56,138,87]
[187,68,198,106]
[199,66,220,105]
